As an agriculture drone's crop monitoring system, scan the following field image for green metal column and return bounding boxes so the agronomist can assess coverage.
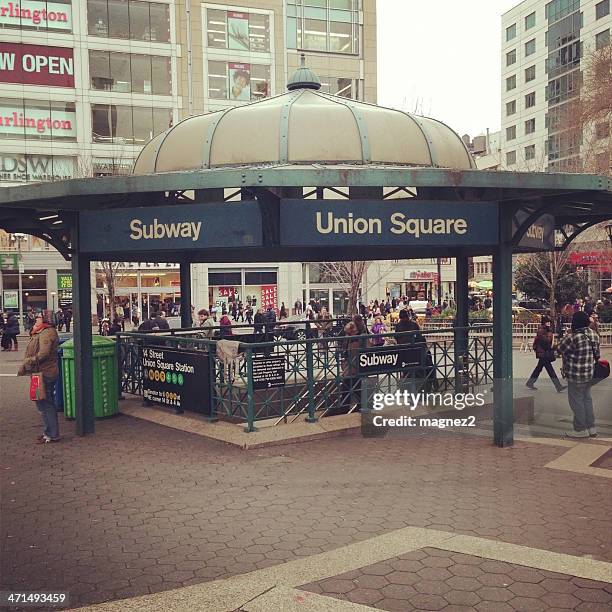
[493,208,514,447]
[180,262,192,328]
[454,255,469,392]
[71,220,95,436]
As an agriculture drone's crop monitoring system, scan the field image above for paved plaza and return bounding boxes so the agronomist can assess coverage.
[1,344,611,611]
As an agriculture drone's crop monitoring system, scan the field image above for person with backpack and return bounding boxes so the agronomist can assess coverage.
[557,311,601,438]
[526,316,566,392]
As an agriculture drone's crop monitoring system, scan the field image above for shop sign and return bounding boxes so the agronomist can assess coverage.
[0,1,73,31]
[142,346,210,414]
[405,271,439,281]
[218,287,237,298]
[0,153,75,182]
[569,251,612,271]
[0,252,18,270]
[261,285,277,310]
[0,106,77,138]
[2,289,19,309]
[57,272,72,290]
[251,355,285,390]
[0,43,74,87]
[280,199,499,247]
[79,201,263,254]
[357,345,425,376]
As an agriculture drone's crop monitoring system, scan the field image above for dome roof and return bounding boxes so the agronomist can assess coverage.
[133,65,475,175]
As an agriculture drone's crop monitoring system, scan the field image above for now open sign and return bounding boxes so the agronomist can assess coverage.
[0,42,74,87]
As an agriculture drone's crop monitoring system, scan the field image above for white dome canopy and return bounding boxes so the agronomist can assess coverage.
[133,63,475,175]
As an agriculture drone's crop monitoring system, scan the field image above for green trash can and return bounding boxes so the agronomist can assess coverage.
[62,336,119,419]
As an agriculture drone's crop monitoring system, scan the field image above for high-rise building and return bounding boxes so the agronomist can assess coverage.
[500,0,611,172]
[0,1,377,318]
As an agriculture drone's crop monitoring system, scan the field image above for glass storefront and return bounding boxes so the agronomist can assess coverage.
[91,105,172,145]
[208,269,277,312]
[1,270,48,311]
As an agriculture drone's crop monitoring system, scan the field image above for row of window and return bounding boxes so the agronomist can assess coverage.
[0,98,171,144]
[545,0,580,25]
[505,145,536,166]
[505,10,536,42]
[506,92,536,117]
[89,51,171,95]
[505,37,536,65]
[506,118,537,142]
[88,0,170,42]
[206,8,271,54]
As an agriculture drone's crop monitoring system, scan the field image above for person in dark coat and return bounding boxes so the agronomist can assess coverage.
[526,316,566,392]
[219,315,233,338]
[253,308,265,334]
[64,309,72,332]
[154,312,170,330]
[3,313,20,351]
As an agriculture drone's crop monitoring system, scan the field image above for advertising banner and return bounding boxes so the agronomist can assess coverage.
[3,289,19,309]
[227,12,249,51]
[280,199,499,247]
[0,43,74,87]
[0,253,19,270]
[260,285,277,310]
[0,1,73,31]
[0,152,75,182]
[57,272,72,290]
[79,201,262,254]
[0,105,77,138]
[142,346,210,414]
[228,62,250,101]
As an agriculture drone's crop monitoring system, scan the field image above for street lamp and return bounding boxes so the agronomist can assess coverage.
[51,291,56,312]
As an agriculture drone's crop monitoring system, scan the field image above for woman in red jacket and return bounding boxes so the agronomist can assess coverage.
[526,316,566,392]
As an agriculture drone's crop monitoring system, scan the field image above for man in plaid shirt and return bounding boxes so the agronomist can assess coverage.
[557,311,600,438]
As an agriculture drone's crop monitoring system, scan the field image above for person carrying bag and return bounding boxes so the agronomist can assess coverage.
[526,316,566,392]
[17,312,61,444]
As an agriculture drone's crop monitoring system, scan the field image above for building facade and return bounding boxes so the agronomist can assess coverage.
[0,0,377,318]
[500,0,611,172]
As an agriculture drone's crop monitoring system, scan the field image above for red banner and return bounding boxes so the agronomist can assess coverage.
[569,251,612,270]
[0,42,74,87]
[261,285,278,310]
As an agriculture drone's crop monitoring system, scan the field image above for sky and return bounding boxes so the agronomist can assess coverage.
[377,0,521,137]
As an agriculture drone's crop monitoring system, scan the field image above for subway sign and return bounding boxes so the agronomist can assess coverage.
[280,199,499,246]
[0,43,74,87]
[79,202,263,254]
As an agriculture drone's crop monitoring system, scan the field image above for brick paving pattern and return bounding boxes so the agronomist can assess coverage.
[1,379,611,607]
[300,547,612,611]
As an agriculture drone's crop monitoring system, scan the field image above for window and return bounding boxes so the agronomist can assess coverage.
[506,49,516,66]
[596,0,610,19]
[206,9,271,53]
[245,271,277,285]
[546,72,580,105]
[89,51,171,95]
[525,91,536,108]
[525,145,536,160]
[596,29,610,49]
[595,122,610,140]
[0,0,72,32]
[506,151,517,166]
[506,23,516,41]
[506,125,516,141]
[287,0,360,54]
[88,0,170,42]
[545,0,580,24]
[525,12,536,29]
[506,100,516,116]
[207,61,271,101]
[506,75,516,91]
[525,65,536,82]
[525,38,536,56]
[319,76,360,98]
[0,98,77,141]
[91,105,171,144]
[525,118,536,134]
[546,41,581,78]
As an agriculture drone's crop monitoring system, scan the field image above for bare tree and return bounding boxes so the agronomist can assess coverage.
[317,261,370,316]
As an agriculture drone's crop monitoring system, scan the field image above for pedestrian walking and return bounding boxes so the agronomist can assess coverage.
[557,311,601,438]
[2,312,20,351]
[253,307,265,334]
[198,309,216,339]
[526,316,566,392]
[280,302,287,320]
[219,314,233,338]
[17,312,61,443]
[64,309,72,332]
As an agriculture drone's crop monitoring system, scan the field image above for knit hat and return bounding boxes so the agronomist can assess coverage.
[571,311,591,331]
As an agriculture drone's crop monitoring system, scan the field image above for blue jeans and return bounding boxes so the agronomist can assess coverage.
[567,381,595,432]
[36,377,59,439]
